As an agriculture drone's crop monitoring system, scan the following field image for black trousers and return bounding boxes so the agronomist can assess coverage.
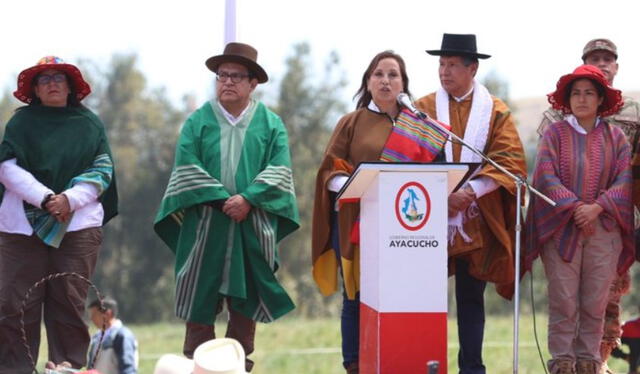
[455,259,487,374]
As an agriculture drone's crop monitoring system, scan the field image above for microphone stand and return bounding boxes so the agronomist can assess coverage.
[411,108,555,374]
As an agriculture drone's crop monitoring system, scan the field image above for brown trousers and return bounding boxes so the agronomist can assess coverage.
[542,222,621,373]
[0,228,102,374]
[183,298,256,372]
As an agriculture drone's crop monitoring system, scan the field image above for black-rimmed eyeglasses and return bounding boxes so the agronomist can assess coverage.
[216,72,250,83]
[36,73,67,85]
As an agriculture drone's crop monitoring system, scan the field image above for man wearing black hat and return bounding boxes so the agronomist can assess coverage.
[536,38,640,374]
[415,33,527,374]
[154,42,300,372]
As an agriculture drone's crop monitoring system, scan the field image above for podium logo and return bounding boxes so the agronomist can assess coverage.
[394,181,431,231]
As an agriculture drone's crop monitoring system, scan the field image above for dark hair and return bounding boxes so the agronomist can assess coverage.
[29,72,81,107]
[461,56,479,67]
[354,51,411,109]
[439,54,478,67]
[89,297,118,317]
[564,78,605,111]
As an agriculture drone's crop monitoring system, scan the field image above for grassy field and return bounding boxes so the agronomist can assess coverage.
[36,314,631,374]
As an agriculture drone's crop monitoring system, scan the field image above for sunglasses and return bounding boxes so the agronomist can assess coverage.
[36,73,67,85]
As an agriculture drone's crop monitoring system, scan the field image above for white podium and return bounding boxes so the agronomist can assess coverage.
[338,162,470,374]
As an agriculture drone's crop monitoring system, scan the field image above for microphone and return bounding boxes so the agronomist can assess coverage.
[397,93,427,119]
[397,93,452,134]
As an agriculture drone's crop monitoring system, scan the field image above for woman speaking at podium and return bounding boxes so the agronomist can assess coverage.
[311,51,446,374]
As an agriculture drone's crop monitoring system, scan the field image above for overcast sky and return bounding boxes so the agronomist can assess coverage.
[2,0,638,107]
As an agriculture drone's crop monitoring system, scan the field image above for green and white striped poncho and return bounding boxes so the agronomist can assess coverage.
[154,100,299,324]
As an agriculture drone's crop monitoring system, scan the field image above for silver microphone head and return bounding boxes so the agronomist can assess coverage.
[397,92,428,120]
[397,92,411,106]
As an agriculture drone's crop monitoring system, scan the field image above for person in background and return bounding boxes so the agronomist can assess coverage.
[0,56,118,373]
[526,64,634,374]
[154,42,299,373]
[537,38,640,374]
[87,297,138,374]
[611,306,640,373]
[414,33,527,374]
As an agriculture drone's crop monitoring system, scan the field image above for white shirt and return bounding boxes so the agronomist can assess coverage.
[0,159,103,234]
[217,100,252,126]
[453,86,475,103]
[466,176,499,199]
[566,114,601,135]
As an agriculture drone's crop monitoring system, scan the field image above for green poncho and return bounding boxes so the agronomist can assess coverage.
[0,105,118,246]
[154,100,299,324]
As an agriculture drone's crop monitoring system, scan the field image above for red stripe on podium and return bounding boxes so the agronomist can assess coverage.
[338,197,361,208]
[360,302,447,374]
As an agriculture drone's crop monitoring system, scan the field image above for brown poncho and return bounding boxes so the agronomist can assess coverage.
[311,108,394,299]
[414,92,527,299]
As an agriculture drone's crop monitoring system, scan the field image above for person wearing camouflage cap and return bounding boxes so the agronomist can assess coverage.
[537,38,639,141]
[582,38,618,62]
[536,38,640,374]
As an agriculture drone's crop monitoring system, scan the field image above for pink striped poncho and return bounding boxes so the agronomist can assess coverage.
[525,120,634,273]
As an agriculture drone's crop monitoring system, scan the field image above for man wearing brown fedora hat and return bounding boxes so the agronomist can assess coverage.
[154,42,300,373]
[415,33,527,374]
[536,38,640,374]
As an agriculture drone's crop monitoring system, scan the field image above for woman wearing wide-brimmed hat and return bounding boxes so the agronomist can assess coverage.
[526,65,634,374]
[0,56,118,372]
